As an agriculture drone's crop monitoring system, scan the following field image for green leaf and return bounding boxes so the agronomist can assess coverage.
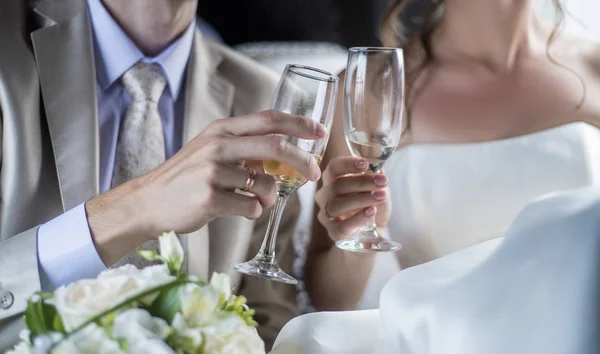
[24,293,66,341]
[25,299,46,341]
[147,283,183,324]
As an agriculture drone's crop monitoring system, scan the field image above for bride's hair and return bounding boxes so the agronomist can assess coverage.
[379,0,579,128]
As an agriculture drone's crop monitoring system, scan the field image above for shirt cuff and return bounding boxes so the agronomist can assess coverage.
[37,203,107,291]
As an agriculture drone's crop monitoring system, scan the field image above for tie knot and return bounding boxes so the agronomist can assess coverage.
[122,62,167,103]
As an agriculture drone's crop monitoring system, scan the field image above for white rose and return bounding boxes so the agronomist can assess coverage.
[178,283,220,327]
[52,264,174,331]
[113,309,170,345]
[202,314,265,354]
[6,342,32,354]
[209,273,232,301]
[158,232,184,272]
[49,324,122,354]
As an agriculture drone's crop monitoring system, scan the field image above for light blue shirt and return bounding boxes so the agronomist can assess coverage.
[37,0,196,291]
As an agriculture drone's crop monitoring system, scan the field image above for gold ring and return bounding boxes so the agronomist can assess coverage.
[323,202,337,221]
[242,167,257,192]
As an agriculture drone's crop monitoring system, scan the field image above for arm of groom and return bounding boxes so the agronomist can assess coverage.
[0,111,324,342]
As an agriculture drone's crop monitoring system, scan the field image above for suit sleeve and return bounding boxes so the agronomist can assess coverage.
[237,193,301,350]
[0,228,39,352]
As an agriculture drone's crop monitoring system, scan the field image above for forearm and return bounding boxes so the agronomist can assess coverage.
[305,244,376,311]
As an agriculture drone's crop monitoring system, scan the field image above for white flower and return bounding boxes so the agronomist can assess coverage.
[178,283,220,327]
[18,329,31,344]
[171,313,204,348]
[139,264,174,284]
[159,232,184,273]
[51,264,175,331]
[209,273,232,301]
[138,265,177,305]
[32,332,63,354]
[128,339,175,354]
[5,342,32,354]
[113,309,170,345]
[49,324,122,354]
[201,314,265,354]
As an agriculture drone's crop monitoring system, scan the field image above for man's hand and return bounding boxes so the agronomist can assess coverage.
[86,110,327,265]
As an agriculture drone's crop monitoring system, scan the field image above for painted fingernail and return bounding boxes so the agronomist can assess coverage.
[373,175,387,186]
[354,159,367,170]
[315,123,327,137]
[372,190,387,201]
[364,207,376,217]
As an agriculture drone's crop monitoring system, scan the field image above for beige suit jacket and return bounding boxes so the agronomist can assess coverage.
[0,0,300,350]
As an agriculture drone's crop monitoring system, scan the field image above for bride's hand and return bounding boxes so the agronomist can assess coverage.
[315,156,391,242]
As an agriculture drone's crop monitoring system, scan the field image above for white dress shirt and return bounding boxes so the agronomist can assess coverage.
[37,0,196,291]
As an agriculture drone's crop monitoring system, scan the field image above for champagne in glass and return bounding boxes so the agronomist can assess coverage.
[346,130,395,173]
[232,65,338,284]
[337,47,405,252]
[263,156,323,189]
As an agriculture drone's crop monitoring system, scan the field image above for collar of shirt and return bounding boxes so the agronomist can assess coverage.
[86,0,195,99]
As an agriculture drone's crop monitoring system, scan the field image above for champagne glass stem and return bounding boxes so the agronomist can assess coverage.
[256,193,289,263]
[358,218,379,237]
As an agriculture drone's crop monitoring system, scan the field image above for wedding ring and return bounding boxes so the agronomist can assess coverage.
[323,202,337,221]
[242,167,257,193]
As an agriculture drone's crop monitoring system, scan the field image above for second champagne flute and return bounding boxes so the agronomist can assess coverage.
[336,47,405,252]
[232,64,338,284]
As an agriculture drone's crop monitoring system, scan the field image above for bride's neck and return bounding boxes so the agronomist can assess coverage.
[432,0,542,72]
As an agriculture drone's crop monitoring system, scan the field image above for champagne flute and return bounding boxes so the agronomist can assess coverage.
[232,64,339,284]
[336,47,405,252]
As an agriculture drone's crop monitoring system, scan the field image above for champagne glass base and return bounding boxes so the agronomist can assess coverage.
[231,257,298,285]
[336,236,402,252]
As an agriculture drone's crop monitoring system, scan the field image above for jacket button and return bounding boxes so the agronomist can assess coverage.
[0,290,14,309]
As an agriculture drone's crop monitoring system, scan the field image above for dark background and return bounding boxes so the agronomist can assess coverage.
[196,0,392,47]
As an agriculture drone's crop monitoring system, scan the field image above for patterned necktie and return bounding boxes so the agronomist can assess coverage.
[111,62,166,269]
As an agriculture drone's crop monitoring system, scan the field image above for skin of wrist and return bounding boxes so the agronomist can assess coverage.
[85,176,156,265]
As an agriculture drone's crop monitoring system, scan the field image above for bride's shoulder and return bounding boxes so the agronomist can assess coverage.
[550,31,600,86]
[567,34,600,77]
[585,42,600,76]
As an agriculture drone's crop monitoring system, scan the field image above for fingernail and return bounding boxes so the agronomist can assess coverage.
[315,123,327,137]
[372,190,387,201]
[364,207,375,217]
[354,159,367,170]
[313,168,322,181]
[373,175,387,186]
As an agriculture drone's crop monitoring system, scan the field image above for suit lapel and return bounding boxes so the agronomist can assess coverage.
[183,31,238,280]
[31,0,99,211]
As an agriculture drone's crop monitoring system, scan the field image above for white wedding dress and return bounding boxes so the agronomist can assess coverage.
[357,121,600,309]
[272,122,600,354]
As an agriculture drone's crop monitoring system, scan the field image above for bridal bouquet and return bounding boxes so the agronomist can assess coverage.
[6,232,264,354]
